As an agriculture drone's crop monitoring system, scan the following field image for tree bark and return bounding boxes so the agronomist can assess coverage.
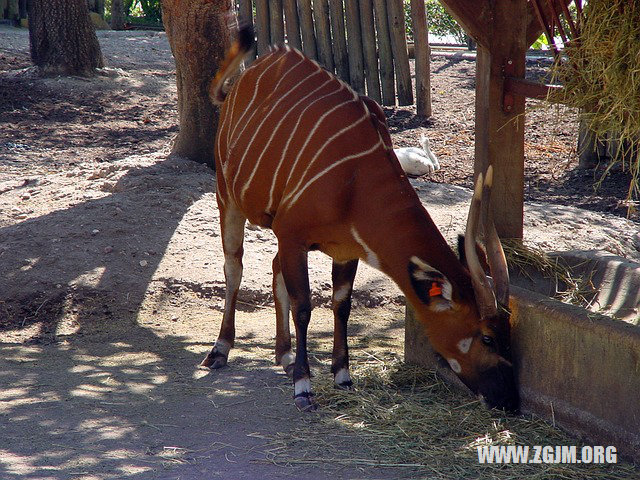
[162,0,232,168]
[28,0,104,76]
[111,0,125,30]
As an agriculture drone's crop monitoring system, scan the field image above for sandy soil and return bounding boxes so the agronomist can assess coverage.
[1,26,639,479]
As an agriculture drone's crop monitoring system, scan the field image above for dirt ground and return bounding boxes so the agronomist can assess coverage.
[1,26,639,479]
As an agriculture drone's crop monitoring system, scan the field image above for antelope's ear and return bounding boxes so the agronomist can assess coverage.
[457,234,490,274]
[408,256,454,311]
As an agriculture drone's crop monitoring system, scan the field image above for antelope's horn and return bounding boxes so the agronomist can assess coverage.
[481,166,510,306]
[464,172,498,318]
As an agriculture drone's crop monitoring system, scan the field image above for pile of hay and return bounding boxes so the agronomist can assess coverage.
[551,1,640,200]
[266,351,635,479]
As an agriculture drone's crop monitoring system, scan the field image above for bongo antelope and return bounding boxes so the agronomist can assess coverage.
[202,25,519,412]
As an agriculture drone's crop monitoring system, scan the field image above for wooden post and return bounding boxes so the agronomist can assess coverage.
[269,0,285,45]
[298,0,318,59]
[238,0,256,63]
[410,0,431,117]
[373,0,395,106]
[283,0,302,50]
[359,0,381,103]
[387,0,413,105]
[473,0,528,239]
[329,0,350,82]
[255,0,271,56]
[313,0,335,72]
[344,0,365,94]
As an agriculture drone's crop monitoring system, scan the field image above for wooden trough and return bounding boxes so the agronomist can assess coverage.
[406,254,640,461]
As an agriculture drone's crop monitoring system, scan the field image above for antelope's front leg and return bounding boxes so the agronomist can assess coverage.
[331,259,358,390]
[278,243,315,411]
[201,203,246,369]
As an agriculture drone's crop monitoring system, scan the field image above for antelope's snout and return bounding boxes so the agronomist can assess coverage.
[475,360,520,413]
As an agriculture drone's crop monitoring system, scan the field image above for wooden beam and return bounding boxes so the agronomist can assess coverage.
[373,0,395,105]
[474,0,528,239]
[503,77,562,105]
[313,0,335,72]
[359,0,381,103]
[409,0,431,117]
[283,0,302,50]
[438,0,490,47]
[329,0,350,82]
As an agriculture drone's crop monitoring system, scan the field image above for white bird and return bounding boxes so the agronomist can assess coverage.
[394,135,440,177]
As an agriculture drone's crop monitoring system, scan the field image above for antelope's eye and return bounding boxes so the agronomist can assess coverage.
[482,335,495,348]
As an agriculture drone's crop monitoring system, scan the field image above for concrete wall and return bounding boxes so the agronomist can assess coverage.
[405,286,640,460]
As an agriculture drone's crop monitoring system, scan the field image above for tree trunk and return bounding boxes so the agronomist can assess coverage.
[111,0,125,30]
[28,0,104,76]
[162,0,232,168]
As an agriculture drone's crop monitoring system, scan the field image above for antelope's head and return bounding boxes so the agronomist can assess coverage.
[408,166,519,412]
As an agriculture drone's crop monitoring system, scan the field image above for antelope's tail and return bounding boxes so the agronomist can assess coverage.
[209,23,255,105]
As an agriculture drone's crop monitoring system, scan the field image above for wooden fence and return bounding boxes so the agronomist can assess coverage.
[236,0,431,115]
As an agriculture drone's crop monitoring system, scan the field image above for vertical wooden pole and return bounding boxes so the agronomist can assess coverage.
[269,0,285,44]
[387,0,413,105]
[359,0,381,103]
[255,0,271,56]
[345,0,365,94]
[373,0,395,106]
[298,0,318,59]
[409,0,431,117]
[238,0,256,63]
[473,1,527,239]
[283,0,302,50]
[313,0,335,72]
[329,0,350,82]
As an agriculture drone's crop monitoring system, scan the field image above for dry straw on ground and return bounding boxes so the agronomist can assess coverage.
[266,351,636,479]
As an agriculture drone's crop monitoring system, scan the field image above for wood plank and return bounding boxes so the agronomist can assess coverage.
[344,0,365,94]
[329,0,350,82]
[473,0,528,239]
[298,0,318,59]
[387,0,412,105]
[238,0,257,63]
[313,0,335,71]
[255,0,271,56]
[269,0,285,45]
[283,0,302,50]
[373,0,395,106]
[359,0,381,103]
[410,0,431,117]
[438,0,490,47]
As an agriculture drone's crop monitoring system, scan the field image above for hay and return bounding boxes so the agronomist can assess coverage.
[267,351,636,479]
[502,241,596,307]
[551,1,640,205]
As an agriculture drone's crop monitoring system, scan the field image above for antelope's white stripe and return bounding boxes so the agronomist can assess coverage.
[334,368,352,386]
[294,378,312,396]
[282,91,359,189]
[230,56,309,191]
[227,51,298,153]
[238,69,329,200]
[457,337,473,354]
[333,284,351,303]
[281,113,369,206]
[284,139,383,211]
[350,222,382,270]
[266,83,346,211]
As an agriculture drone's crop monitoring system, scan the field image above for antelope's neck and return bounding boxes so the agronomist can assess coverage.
[352,175,473,304]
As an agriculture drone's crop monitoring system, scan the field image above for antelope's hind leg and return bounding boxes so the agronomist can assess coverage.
[277,242,315,411]
[272,254,295,376]
[331,259,358,390]
[201,202,246,369]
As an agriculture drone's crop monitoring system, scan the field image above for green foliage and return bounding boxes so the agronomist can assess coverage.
[531,33,549,50]
[404,0,466,44]
[103,0,162,23]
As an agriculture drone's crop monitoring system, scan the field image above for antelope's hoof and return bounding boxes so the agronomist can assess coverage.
[200,352,228,369]
[294,393,317,412]
[284,363,295,378]
[335,380,355,391]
